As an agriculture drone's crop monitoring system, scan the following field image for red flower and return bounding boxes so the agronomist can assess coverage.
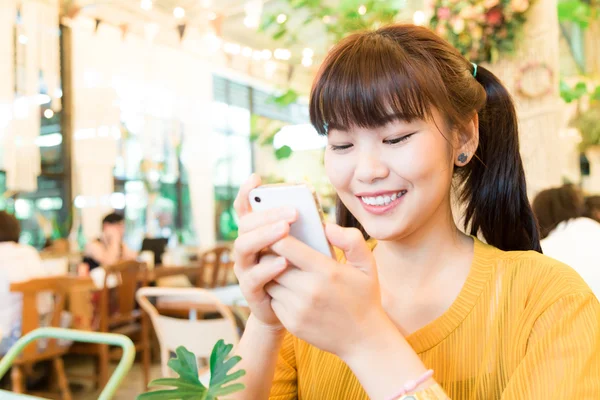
[437,7,451,20]
[485,6,504,26]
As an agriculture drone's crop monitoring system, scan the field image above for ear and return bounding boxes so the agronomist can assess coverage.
[454,113,479,167]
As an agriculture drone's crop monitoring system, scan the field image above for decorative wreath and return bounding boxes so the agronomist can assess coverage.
[429,0,532,64]
[515,61,554,98]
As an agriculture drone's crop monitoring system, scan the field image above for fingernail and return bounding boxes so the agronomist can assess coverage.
[273,221,287,235]
[281,207,297,220]
[275,257,287,268]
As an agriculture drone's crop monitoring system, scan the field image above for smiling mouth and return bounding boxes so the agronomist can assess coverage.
[359,190,407,206]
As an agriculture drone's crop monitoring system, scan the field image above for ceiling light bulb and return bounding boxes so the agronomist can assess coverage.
[302,48,314,58]
[413,10,426,26]
[358,5,367,15]
[173,7,185,19]
[276,14,287,24]
[44,109,54,119]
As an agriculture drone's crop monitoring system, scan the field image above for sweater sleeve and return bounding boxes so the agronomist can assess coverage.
[269,333,298,400]
[501,291,600,399]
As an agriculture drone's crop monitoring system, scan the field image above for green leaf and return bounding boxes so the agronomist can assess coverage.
[592,86,600,102]
[168,347,200,384]
[557,0,591,27]
[275,145,293,160]
[206,340,246,400]
[137,342,246,400]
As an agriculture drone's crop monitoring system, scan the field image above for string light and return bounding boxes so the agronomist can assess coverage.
[274,48,291,60]
[302,48,314,58]
[173,7,185,19]
[242,46,253,57]
[140,0,152,11]
[18,34,28,44]
[322,15,331,24]
[44,109,54,119]
[413,10,426,26]
[261,49,272,60]
[358,5,367,15]
[252,50,262,60]
[276,14,287,24]
[208,11,217,21]
[302,57,313,67]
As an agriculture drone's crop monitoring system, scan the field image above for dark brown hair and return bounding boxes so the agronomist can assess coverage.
[0,211,21,243]
[532,185,584,239]
[310,24,541,252]
[584,196,600,223]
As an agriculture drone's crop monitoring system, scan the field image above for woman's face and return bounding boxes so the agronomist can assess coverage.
[324,110,457,241]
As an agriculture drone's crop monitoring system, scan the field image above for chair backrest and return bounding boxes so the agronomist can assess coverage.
[100,260,147,332]
[136,287,239,377]
[9,276,75,360]
[200,246,234,288]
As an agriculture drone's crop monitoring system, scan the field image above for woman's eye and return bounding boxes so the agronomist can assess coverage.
[384,133,415,145]
[329,144,353,151]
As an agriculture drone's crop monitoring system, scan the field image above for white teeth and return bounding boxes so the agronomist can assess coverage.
[361,191,406,206]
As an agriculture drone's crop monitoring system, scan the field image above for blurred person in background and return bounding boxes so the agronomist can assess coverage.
[533,184,600,296]
[0,211,52,354]
[584,195,600,223]
[81,212,137,272]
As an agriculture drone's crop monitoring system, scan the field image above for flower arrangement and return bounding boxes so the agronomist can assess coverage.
[429,0,533,63]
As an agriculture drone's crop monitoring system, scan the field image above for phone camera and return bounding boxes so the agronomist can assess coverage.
[254,196,261,203]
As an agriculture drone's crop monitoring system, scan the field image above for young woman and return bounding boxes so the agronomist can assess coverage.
[231,25,600,399]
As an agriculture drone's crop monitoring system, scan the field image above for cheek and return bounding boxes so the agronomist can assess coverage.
[324,151,354,189]
[394,135,454,183]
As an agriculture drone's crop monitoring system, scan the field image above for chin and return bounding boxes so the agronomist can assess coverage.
[359,219,411,242]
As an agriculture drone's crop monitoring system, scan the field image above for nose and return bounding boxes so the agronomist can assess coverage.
[355,149,389,183]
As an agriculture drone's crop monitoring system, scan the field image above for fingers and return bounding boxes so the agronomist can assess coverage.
[324,223,375,275]
[271,235,333,273]
[239,255,288,297]
[233,174,262,218]
[238,207,297,235]
[234,221,291,267]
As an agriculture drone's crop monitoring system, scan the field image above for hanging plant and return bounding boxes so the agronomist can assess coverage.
[429,0,533,63]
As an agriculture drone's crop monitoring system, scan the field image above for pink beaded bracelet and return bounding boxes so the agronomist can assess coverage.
[384,369,434,400]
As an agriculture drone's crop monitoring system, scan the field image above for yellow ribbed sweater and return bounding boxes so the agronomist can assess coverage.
[269,238,600,399]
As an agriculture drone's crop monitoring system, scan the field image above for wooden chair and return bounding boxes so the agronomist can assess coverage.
[8,276,79,400]
[69,260,150,390]
[199,246,235,288]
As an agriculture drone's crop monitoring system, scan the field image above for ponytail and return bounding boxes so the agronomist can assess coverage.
[458,65,542,252]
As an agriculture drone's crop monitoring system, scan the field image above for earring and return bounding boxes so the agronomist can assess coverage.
[458,153,468,164]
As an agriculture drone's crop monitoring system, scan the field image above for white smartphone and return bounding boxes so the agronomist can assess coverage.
[249,183,334,258]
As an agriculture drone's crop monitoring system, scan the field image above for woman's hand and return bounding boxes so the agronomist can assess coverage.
[233,174,298,330]
[265,223,391,359]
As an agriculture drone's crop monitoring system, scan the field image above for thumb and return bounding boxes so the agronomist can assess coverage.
[325,223,375,276]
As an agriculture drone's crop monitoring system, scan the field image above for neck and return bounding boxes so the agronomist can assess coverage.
[374,198,473,287]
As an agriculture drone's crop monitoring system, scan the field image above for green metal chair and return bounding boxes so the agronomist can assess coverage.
[0,328,135,400]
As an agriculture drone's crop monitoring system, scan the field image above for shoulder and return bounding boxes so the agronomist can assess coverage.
[479,239,594,305]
